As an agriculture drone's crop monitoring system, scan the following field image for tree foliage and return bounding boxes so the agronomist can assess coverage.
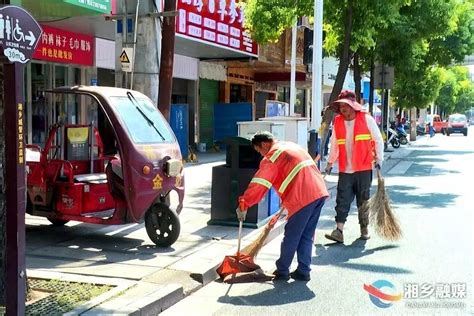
[244,0,474,108]
[435,66,474,115]
[243,0,474,146]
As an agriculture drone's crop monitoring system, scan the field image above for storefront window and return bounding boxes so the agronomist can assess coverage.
[230,84,251,103]
[295,88,306,116]
[29,64,83,146]
[31,63,49,145]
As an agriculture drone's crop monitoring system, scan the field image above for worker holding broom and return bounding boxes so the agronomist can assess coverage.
[236,131,329,281]
[324,90,384,243]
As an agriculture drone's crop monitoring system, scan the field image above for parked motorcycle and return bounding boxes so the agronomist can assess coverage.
[395,123,408,145]
[387,125,401,148]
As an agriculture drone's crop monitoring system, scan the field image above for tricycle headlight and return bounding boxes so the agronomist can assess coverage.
[164,159,183,177]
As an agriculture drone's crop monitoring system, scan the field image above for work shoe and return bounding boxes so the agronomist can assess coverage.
[290,270,310,281]
[325,228,344,243]
[360,226,370,240]
[272,270,290,281]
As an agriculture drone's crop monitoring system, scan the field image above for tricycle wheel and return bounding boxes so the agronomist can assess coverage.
[47,217,69,226]
[145,204,180,247]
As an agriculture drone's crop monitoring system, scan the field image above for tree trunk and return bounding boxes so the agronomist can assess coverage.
[353,52,362,102]
[319,0,353,156]
[158,0,177,121]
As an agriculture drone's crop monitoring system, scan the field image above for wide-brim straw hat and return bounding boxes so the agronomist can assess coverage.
[330,90,364,113]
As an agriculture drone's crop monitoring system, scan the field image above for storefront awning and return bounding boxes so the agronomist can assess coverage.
[11,0,112,18]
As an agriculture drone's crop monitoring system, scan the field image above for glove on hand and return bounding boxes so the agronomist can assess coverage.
[236,207,247,221]
[238,198,248,212]
[325,163,333,175]
[374,162,381,170]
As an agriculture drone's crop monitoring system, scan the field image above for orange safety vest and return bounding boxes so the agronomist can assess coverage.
[334,112,374,173]
[239,141,328,218]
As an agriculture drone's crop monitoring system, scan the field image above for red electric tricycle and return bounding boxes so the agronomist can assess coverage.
[26,86,185,247]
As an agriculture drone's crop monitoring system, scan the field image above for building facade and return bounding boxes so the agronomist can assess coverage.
[9,0,116,146]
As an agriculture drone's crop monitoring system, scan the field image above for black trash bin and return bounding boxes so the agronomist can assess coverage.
[208,136,279,228]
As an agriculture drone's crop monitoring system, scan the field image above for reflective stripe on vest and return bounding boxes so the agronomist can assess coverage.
[269,149,283,162]
[337,139,346,145]
[250,177,272,189]
[355,133,372,141]
[278,159,315,194]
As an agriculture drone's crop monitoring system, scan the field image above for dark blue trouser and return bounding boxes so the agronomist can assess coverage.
[275,197,325,276]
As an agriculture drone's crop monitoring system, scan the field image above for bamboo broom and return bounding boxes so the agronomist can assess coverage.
[241,207,285,258]
[365,167,402,241]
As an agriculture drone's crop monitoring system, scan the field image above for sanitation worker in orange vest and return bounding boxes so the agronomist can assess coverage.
[237,131,329,281]
[324,90,384,243]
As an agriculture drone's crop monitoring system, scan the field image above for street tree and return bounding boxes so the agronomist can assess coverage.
[380,0,474,110]
[435,66,474,115]
[244,0,406,151]
[244,0,473,148]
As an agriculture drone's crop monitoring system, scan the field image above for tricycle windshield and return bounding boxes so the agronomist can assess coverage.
[111,96,175,144]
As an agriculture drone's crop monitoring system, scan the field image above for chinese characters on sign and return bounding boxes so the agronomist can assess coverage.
[33,25,94,66]
[18,103,24,164]
[0,6,42,63]
[176,0,257,56]
[63,0,112,14]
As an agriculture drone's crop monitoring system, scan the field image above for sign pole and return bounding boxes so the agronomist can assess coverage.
[0,6,42,314]
[4,61,26,316]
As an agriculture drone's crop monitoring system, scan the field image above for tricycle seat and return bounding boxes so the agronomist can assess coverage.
[74,173,108,184]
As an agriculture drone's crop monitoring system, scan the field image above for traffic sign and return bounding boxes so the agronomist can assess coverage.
[120,47,134,72]
[374,64,394,89]
[0,6,42,64]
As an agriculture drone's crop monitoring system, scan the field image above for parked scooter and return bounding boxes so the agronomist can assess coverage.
[395,123,408,145]
[387,124,401,149]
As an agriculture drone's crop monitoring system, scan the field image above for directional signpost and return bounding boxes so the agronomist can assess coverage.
[0,6,42,316]
[0,6,42,63]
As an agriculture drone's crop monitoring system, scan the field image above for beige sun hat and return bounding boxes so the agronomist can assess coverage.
[330,90,363,113]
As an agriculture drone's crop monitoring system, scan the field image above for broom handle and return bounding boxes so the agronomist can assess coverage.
[237,219,243,256]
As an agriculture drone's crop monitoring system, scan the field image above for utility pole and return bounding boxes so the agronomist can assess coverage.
[158,0,177,121]
[290,22,297,116]
[311,0,323,132]
[116,0,162,105]
[308,0,323,160]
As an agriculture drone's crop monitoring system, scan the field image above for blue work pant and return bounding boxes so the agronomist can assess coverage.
[275,197,325,276]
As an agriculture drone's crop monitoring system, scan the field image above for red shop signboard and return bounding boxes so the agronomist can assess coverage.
[176,0,258,56]
[33,25,94,66]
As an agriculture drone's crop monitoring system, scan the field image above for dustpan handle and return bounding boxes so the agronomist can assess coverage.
[237,219,243,255]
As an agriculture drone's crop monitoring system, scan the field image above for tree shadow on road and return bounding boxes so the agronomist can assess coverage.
[217,281,315,306]
[386,185,458,209]
[313,239,411,274]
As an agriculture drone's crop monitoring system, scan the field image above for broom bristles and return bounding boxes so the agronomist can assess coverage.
[241,225,272,258]
[241,208,285,258]
[367,172,403,241]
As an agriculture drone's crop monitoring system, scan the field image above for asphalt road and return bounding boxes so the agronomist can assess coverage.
[162,126,474,316]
